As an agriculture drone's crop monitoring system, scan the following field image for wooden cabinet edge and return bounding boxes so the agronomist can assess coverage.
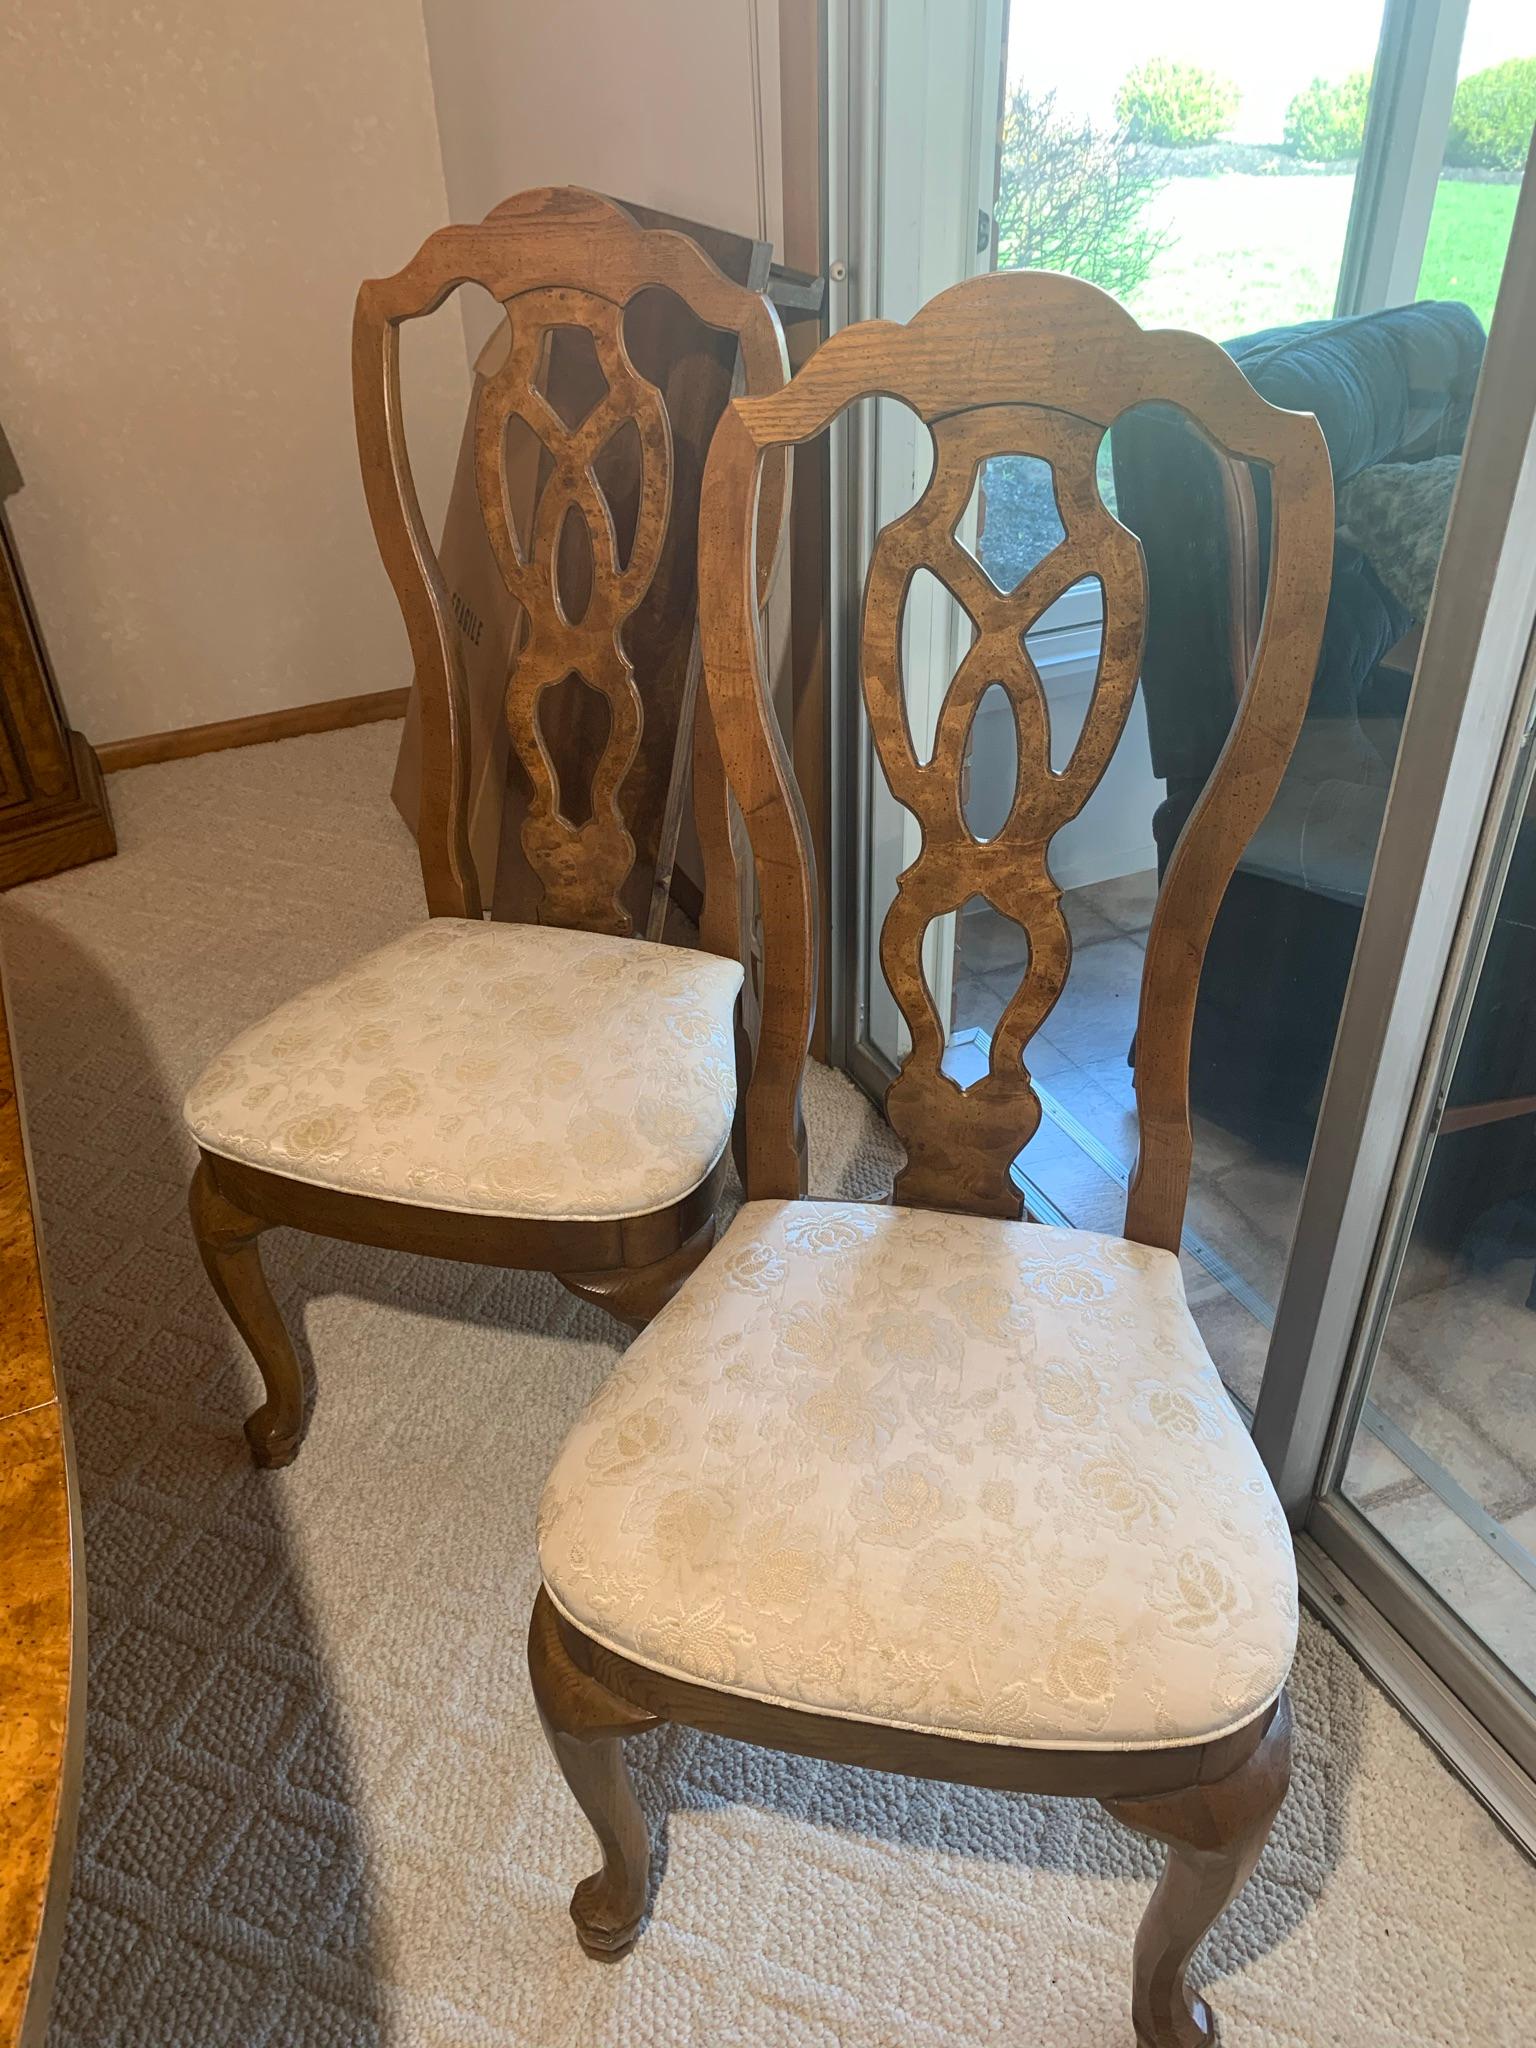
[0,731,115,893]
[0,972,83,2047]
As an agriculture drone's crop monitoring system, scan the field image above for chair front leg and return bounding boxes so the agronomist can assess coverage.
[1102,1689,1292,2048]
[188,1156,307,1468]
[528,1589,662,1959]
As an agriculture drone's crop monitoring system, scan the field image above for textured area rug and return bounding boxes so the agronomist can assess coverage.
[3,724,1532,2046]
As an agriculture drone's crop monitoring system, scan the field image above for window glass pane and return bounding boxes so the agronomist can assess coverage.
[1414,0,1531,331]
[1339,752,1536,1699]
[995,0,1385,328]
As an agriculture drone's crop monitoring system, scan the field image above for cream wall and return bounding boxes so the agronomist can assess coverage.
[0,2,786,747]
[0,2,469,744]
[420,0,785,298]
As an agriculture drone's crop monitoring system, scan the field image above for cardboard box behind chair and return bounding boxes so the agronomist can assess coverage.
[390,199,773,926]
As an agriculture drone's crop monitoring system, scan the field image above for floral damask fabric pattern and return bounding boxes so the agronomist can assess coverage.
[539,1200,1298,1750]
[184,919,743,1221]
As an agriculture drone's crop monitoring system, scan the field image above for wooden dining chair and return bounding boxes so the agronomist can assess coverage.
[530,270,1332,2045]
[183,189,788,1468]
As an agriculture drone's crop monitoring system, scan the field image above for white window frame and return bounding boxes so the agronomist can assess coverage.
[1336,0,1474,314]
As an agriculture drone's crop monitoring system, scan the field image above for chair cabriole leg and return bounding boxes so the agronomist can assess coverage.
[188,1156,307,1467]
[528,1589,660,1959]
[1102,1690,1293,2048]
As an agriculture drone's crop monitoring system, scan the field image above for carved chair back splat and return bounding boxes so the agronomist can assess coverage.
[697,269,1333,1248]
[352,185,789,935]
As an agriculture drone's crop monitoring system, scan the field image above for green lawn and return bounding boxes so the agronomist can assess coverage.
[1117,172,1517,341]
[1417,178,1520,330]
[1126,174,1354,336]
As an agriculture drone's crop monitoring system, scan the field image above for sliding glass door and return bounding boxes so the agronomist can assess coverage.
[1331,744,1536,1728]
[827,0,1536,1836]
[1252,150,1536,1811]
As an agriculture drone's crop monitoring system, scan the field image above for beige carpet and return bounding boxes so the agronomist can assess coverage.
[4,723,1533,2047]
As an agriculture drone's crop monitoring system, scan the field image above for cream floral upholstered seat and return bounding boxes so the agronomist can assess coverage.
[538,1199,1298,1751]
[184,919,744,1222]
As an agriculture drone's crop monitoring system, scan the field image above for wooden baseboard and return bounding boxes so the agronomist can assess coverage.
[98,688,410,774]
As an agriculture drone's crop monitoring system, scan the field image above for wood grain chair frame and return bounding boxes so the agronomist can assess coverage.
[531,271,1332,2047]
[188,189,789,1468]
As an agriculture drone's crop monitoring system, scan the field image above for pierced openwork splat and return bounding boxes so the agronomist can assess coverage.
[353,187,788,932]
[866,404,1146,1214]
[697,269,1333,1244]
[473,286,671,930]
